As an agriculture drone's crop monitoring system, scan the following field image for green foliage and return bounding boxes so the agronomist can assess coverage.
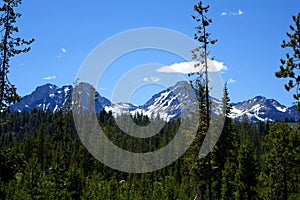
[0,147,24,183]
[233,142,258,199]
[221,159,237,200]
[258,122,300,200]
[275,13,300,111]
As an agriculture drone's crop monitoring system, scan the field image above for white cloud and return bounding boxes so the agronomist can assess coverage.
[143,76,160,82]
[227,78,236,84]
[221,12,227,16]
[157,60,228,74]
[221,9,244,16]
[56,48,67,58]
[238,9,244,15]
[150,77,160,82]
[43,75,56,80]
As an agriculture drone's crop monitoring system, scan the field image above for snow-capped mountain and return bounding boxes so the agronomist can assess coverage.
[9,82,300,122]
[230,96,299,122]
[10,81,198,121]
[10,84,71,113]
[10,83,111,113]
[105,81,198,121]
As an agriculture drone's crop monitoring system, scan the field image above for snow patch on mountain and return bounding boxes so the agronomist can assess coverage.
[276,106,287,112]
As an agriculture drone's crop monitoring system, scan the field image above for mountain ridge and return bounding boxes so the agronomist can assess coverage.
[10,82,300,122]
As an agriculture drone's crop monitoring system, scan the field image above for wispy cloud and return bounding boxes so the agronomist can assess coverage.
[143,76,160,82]
[227,78,236,84]
[56,48,67,58]
[221,12,228,16]
[43,75,56,80]
[221,9,244,16]
[157,60,228,74]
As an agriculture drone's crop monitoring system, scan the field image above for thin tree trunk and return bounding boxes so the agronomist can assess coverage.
[283,163,288,200]
[202,14,212,200]
[0,6,10,108]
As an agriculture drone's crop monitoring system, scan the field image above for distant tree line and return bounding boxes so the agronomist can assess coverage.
[0,97,299,199]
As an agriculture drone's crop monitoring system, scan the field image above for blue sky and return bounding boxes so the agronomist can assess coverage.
[8,0,300,106]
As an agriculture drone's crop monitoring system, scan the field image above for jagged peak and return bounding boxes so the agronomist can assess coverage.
[35,83,58,91]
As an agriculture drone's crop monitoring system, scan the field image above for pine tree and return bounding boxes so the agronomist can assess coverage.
[0,0,34,111]
[189,1,217,199]
[190,0,217,132]
[275,13,300,111]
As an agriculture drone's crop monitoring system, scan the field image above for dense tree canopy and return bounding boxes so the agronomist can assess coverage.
[0,109,299,199]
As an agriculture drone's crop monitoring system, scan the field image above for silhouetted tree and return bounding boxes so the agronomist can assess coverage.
[275,13,300,111]
[0,0,34,111]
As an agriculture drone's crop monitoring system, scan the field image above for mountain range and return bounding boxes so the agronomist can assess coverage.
[10,81,300,122]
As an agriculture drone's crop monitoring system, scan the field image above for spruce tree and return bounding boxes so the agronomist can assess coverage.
[213,84,237,199]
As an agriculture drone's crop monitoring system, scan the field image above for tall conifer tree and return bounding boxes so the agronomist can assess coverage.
[275,13,300,111]
[190,1,217,199]
[0,0,34,111]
